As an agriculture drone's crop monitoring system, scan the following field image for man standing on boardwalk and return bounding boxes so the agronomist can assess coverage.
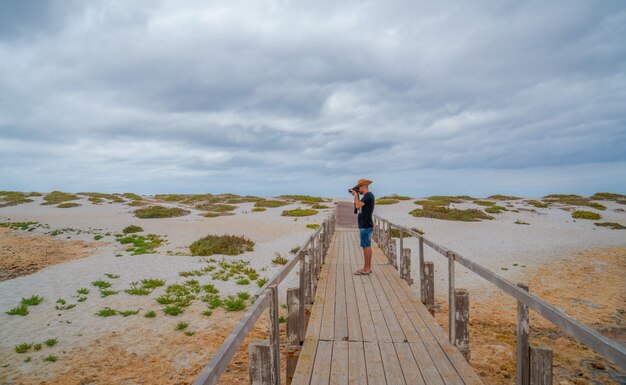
[351,179,375,275]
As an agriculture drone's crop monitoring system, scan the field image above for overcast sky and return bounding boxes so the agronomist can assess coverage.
[1,0,625,198]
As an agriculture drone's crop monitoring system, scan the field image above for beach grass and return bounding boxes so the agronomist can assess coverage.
[222,296,246,311]
[526,200,549,208]
[254,200,289,208]
[514,219,530,225]
[44,338,58,347]
[163,306,184,316]
[41,191,79,205]
[485,205,507,214]
[0,191,36,207]
[6,305,29,316]
[176,322,189,330]
[306,223,320,229]
[141,278,166,288]
[91,280,112,289]
[282,208,318,217]
[125,282,153,295]
[409,206,493,221]
[57,202,81,208]
[380,194,411,200]
[96,307,117,317]
[376,198,399,205]
[251,207,266,212]
[473,200,496,206]
[189,234,254,256]
[280,195,325,203]
[272,253,289,265]
[123,225,143,234]
[194,203,237,212]
[235,276,250,285]
[116,233,163,255]
[44,355,57,362]
[594,222,626,230]
[257,277,269,287]
[15,343,31,353]
[544,195,606,210]
[488,195,522,200]
[144,310,157,318]
[77,288,90,295]
[99,289,119,297]
[104,273,120,279]
[134,206,190,219]
[572,210,602,220]
[20,295,44,306]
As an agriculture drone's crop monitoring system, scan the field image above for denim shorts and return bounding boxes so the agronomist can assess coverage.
[359,227,374,247]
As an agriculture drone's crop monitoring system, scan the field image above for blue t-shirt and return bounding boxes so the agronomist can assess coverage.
[357,192,375,228]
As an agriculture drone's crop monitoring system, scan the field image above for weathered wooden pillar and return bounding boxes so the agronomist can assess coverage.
[249,339,271,385]
[400,248,412,285]
[530,344,552,385]
[454,288,470,361]
[286,287,301,385]
[448,251,456,344]
[389,240,397,269]
[423,261,435,316]
[516,283,530,385]
[269,285,281,385]
[419,237,425,284]
[304,251,312,305]
[399,227,404,268]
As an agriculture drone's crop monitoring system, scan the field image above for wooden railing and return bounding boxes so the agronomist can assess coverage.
[193,211,336,385]
[373,214,626,385]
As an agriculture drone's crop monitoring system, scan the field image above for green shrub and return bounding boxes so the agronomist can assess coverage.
[134,206,190,219]
[473,200,496,206]
[252,207,266,212]
[235,276,251,285]
[144,310,157,318]
[485,206,506,214]
[376,198,399,205]
[572,211,602,220]
[123,225,143,234]
[44,355,57,362]
[279,195,325,203]
[237,291,250,300]
[91,280,112,289]
[222,296,246,311]
[15,343,31,353]
[306,224,320,229]
[409,206,493,222]
[44,338,57,347]
[7,305,29,316]
[544,195,606,210]
[57,202,81,208]
[96,307,117,317]
[195,203,237,212]
[20,295,44,306]
[254,200,289,208]
[380,194,411,200]
[116,233,163,255]
[257,277,269,287]
[594,222,626,230]
[41,191,79,205]
[526,200,549,208]
[163,306,183,316]
[119,309,139,317]
[514,219,530,225]
[272,254,289,265]
[282,208,318,217]
[176,322,189,330]
[189,234,254,256]
[487,195,522,200]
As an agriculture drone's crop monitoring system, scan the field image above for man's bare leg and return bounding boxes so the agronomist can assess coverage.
[363,246,372,273]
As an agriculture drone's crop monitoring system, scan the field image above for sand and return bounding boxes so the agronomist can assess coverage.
[0,194,624,384]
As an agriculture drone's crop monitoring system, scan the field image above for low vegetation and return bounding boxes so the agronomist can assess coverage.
[254,200,289,208]
[194,203,237,212]
[134,206,190,219]
[20,295,44,306]
[189,234,254,256]
[525,200,549,208]
[57,202,81,208]
[41,191,79,205]
[123,225,143,234]
[409,206,493,222]
[514,219,530,225]
[251,207,266,212]
[485,205,507,214]
[306,224,320,229]
[572,210,602,220]
[282,208,318,217]
[543,194,606,210]
[487,195,522,200]
[473,200,496,206]
[594,222,626,230]
[272,253,289,265]
[0,191,39,207]
[390,227,424,238]
[380,194,411,200]
[376,198,399,205]
[116,233,164,255]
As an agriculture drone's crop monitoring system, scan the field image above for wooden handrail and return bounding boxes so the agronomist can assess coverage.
[193,211,336,385]
[373,214,626,370]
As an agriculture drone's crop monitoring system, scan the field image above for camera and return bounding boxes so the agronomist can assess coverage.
[348,186,360,194]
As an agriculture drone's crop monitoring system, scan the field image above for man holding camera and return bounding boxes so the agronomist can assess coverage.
[350,179,375,275]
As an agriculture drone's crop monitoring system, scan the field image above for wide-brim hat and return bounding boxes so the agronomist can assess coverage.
[356,179,373,188]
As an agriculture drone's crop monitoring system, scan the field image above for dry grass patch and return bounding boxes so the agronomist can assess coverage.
[41,191,79,205]
[282,208,318,217]
[594,222,626,230]
[410,206,493,222]
[544,194,606,210]
[572,210,602,220]
[376,198,399,205]
[254,200,289,208]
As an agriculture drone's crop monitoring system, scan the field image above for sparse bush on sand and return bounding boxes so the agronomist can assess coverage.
[594,222,626,230]
[41,191,79,205]
[123,225,143,234]
[409,206,493,222]
[189,234,254,256]
[572,211,602,220]
[254,200,289,208]
[376,198,399,205]
[282,208,318,217]
[134,206,190,219]
[57,202,81,208]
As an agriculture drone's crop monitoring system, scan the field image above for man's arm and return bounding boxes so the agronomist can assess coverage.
[352,191,365,209]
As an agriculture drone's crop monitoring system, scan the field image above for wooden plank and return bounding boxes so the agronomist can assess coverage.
[330,341,349,385]
[379,342,406,385]
[380,265,464,385]
[335,262,349,341]
[363,341,386,385]
[380,265,483,385]
[408,342,446,385]
[342,233,363,342]
[368,268,406,343]
[320,261,337,341]
[311,340,333,385]
[370,265,421,343]
[348,342,367,385]
[347,233,377,342]
[395,342,427,385]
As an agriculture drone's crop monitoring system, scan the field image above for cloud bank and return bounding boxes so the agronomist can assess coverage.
[1,0,625,197]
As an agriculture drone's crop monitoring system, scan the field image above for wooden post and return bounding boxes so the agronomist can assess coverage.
[455,289,470,361]
[448,251,456,344]
[286,288,300,346]
[399,227,404,269]
[286,288,301,385]
[269,285,281,385]
[389,240,397,269]
[423,261,435,316]
[517,283,530,385]
[249,339,271,385]
[304,251,312,305]
[400,248,412,285]
[298,251,306,342]
[530,344,552,385]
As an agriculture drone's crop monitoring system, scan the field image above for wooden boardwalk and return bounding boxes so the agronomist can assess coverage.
[291,229,483,385]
